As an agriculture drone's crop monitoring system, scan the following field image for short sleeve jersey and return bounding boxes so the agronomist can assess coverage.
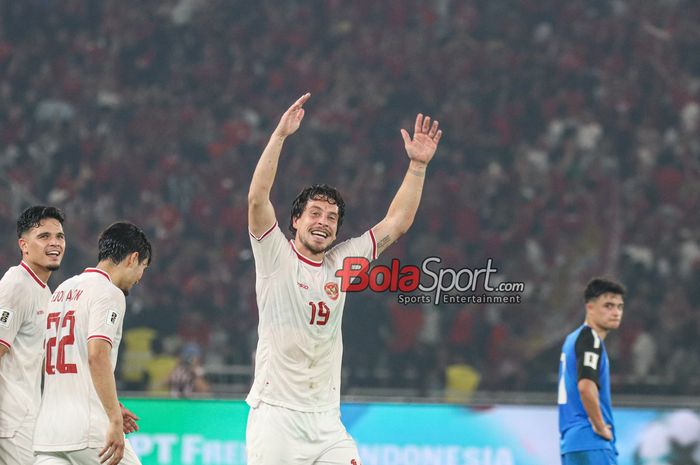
[33,268,126,452]
[558,324,617,454]
[0,262,51,437]
[246,222,377,412]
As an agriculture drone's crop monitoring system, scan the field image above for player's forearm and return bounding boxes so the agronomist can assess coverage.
[89,354,123,426]
[384,160,428,234]
[248,134,286,204]
[578,380,606,430]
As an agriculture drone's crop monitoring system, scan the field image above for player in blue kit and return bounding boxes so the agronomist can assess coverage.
[558,278,625,465]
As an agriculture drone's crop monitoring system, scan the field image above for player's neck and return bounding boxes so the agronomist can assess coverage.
[293,238,325,263]
[584,319,608,340]
[95,261,118,284]
[22,260,51,284]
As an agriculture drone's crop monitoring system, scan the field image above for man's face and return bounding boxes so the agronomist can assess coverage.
[18,219,65,272]
[586,292,624,331]
[121,254,149,296]
[293,198,339,254]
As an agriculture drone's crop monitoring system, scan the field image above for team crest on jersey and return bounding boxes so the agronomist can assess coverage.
[0,309,13,328]
[107,311,119,326]
[324,282,339,301]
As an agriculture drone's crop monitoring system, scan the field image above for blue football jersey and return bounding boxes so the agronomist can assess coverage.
[558,324,617,454]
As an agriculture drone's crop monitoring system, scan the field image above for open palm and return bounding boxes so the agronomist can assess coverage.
[401,114,442,165]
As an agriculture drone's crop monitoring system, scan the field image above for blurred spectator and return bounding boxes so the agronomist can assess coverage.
[169,343,210,398]
[145,338,179,395]
[444,354,481,403]
[120,326,157,391]
[631,319,657,381]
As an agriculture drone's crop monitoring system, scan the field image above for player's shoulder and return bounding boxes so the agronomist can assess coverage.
[574,325,601,351]
[326,231,369,258]
[63,271,124,302]
[54,273,83,292]
[0,265,35,294]
[85,274,125,303]
[251,222,287,245]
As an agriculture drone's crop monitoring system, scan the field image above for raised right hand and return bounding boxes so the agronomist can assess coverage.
[273,93,311,138]
[99,421,125,465]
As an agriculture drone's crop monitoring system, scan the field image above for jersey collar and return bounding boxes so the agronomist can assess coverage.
[83,268,112,282]
[289,240,323,267]
[20,261,47,288]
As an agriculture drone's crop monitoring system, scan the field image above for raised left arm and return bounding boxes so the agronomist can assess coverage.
[372,114,442,256]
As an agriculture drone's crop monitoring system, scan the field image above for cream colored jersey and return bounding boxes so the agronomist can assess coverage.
[0,262,51,438]
[33,268,126,452]
[246,222,376,412]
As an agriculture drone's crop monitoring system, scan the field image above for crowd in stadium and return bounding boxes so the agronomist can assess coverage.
[1,0,699,396]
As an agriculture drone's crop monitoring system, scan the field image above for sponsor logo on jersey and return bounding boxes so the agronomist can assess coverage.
[0,309,14,327]
[324,282,339,301]
[297,282,309,290]
[107,311,119,325]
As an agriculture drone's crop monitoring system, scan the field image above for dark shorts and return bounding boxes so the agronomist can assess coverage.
[562,449,617,465]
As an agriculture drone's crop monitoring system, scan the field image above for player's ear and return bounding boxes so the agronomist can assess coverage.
[18,237,28,256]
[584,299,595,313]
[127,251,140,267]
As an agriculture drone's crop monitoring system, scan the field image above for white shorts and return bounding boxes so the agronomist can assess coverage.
[0,418,34,465]
[33,440,141,465]
[246,402,362,465]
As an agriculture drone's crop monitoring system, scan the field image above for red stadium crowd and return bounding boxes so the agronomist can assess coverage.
[1,0,699,395]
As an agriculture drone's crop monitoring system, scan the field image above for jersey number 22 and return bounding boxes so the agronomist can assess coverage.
[45,311,78,374]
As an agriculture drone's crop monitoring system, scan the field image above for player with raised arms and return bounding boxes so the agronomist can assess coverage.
[33,222,151,465]
[246,93,442,464]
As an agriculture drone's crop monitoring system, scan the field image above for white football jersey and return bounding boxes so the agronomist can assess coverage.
[246,222,376,412]
[33,268,126,452]
[0,262,51,437]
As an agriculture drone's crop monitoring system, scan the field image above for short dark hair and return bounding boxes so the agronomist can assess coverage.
[98,222,152,265]
[584,277,626,302]
[289,184,346,235]
[17,206,65,237]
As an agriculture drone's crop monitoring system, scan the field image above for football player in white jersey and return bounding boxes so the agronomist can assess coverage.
[0,206,66,465]
[246,93,442,465]
[33,222,151,465]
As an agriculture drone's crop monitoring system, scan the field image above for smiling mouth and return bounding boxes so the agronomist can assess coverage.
[311,230,329,239]
[46,251,62,257]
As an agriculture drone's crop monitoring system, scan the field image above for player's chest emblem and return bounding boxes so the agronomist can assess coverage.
[324,282,339,301]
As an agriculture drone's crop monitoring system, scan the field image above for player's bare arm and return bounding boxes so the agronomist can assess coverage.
[248,93,311,237]
[0,344,7,359]
[578,378,613,440]
[372,113,443,256]
[88,339,125,465]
